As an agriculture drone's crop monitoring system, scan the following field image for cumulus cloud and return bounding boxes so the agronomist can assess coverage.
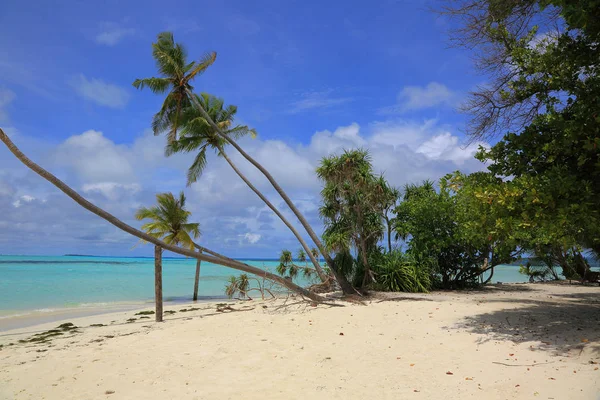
[0,119,487,257]
[379,82,457,114]
[70,75,130,108]
[55,130,136,184]
[12,194,35,208]
[243,233,262,244]
[95,22,135,46]
[417,132,489,164]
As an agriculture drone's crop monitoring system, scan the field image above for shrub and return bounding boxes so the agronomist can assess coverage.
[372,251,431,293]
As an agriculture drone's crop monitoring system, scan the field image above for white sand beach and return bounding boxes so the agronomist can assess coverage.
[1,283,599,400]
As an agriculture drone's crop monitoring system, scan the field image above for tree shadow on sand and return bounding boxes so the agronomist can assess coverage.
[453,289,600,356]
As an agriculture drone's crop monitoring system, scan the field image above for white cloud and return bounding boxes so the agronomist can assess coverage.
[70,74,130,109]
[12,194,35,208]
[95,22,135,46]
[243,233,262,244]
[55,130,136,184]
[0,119,488,257]
[289,90,354,114]
[0,87,15,122]
[417,132,488,164]
[379,82,456,114]
[82,182,141,201]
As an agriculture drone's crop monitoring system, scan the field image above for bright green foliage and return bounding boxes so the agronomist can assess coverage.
[317,149,390,287]
[165,93,256,185]
[133,32,216,142]
[276,249,319,281]
[442,172,520,268]
[225,274,250,299]
[393,178,514,289]
[135,192,200,250]
[370,250,431,293]
[447,0,600,259]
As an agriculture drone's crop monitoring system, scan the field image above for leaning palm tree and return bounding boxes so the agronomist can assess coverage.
[165,93,329,282]
[0,128,323,303]
[135,191,203,302]
[133,32,354,293]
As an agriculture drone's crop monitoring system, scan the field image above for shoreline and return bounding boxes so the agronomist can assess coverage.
[0,296,231,332]
[0,280,590,332]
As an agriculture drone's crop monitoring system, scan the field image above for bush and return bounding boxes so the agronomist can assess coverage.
[372,251,431,293]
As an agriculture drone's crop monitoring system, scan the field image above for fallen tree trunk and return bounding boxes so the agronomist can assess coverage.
[0,128,325,303]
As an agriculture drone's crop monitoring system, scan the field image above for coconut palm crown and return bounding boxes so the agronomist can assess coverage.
[133,32,216,142]
[135,191,200,250]
[165,93,256,186]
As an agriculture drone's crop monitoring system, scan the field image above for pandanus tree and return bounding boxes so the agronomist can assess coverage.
[0,128,324,304]
[133,32,354,294]
[163,91,331,283]
[317,149,388,288]
[135,192,204,301]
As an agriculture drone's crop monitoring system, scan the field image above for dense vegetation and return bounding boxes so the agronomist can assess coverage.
[273,0,600,292]
[1,0,598,310]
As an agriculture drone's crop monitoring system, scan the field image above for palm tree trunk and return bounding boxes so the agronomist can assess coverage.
[218,146,328,283]
[0,128,325,303]
[385,215,392,253]
[187,91,354,294]
[193,247,202,301]
[155,245,163,322]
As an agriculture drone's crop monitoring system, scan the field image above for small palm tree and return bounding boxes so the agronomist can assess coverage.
[135,192,204,301]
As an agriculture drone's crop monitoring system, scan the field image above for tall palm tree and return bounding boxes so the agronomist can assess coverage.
[133,32,354,293]
[166,93,329,282]
[0,128,324,303]
[135,191,204,301]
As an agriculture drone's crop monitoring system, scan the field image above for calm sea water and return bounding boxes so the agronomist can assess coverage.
[0,255,549,317]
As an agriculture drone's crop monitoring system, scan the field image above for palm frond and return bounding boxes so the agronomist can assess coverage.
[186,52,217,81]
[132,77,171,93]
[186,147,208,186]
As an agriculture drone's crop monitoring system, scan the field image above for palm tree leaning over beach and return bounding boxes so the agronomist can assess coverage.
[133,32,354,293]
[135,191,203,301]
[165,93,329,282]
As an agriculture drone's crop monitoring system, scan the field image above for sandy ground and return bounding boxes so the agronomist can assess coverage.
[0,283,599,400]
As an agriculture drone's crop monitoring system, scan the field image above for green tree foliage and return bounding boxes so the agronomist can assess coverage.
[393,177,518,289]
[225,274,250,299]
[132,32,216,142]
[166,93,256,186]
[276,249,320,281]
[134,191,200,249]
[317,149,389,288]
[134,32,333,286]
[443,0,600,270]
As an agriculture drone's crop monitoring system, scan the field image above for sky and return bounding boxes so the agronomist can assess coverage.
[0,0,491,258]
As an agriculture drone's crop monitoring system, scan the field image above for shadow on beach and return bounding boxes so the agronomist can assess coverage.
[455,288,600,356]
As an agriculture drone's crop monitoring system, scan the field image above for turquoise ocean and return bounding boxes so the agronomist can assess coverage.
[0,254,538,319]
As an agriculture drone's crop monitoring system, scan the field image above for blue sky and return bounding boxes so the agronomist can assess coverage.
[0,0,489,258]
